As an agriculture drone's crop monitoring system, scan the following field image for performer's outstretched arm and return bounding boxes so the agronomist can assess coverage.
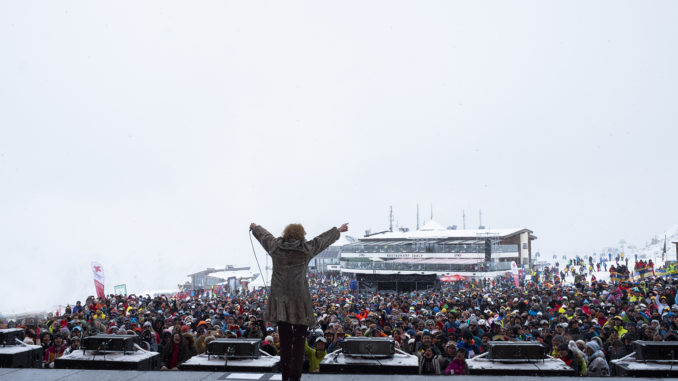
[250,223,277,254]
[308,223,348,256]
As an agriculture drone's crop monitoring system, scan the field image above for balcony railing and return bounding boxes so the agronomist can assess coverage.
[341,244,518,254]
[340,260,513,272]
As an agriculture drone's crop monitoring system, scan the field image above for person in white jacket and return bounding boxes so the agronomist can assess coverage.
[584,341,610,377]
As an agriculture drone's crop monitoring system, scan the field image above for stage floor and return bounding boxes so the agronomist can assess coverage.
[0,369,661,381]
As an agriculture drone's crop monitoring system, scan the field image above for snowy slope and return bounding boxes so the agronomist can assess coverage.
[632,224,678,265]
[556,224,678,284]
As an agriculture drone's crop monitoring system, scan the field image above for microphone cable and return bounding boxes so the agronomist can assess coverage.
[249,230,269,289]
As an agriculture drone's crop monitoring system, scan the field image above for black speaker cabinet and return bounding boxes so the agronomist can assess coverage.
[54,352,160,370]
[206,338,261,359]
[82,334,138,353]
[633,341,678,361]
[0,346,43,368]
[0,329,25,346]
[488,341,545,360]
[342,337,395,358]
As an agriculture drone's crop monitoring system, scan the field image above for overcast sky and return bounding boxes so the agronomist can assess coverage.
[1,1,677,314]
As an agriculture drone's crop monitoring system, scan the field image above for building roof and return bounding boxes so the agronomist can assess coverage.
[186,266,251,278]
[359,220,536,241]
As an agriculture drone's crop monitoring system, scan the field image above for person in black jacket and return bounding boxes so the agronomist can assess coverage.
[613,333,636,360]
[567,319,585,341]
[160,332,190,370]
[557,343,580,376]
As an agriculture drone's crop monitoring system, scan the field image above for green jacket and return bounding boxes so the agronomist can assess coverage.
[304,341,327,372]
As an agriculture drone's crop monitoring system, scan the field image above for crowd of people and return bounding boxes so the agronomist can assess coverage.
[2,266,678,376]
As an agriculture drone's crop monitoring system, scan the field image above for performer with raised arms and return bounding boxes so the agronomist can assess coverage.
[250,222,348,381]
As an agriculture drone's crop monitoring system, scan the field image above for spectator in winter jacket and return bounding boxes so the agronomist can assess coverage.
[478,334,491,354]
[438,342,457,371]
[44,334,68,366]
[567,340,588,376]
[183,332,198,357]
[261,335,278,356]
[304,336,327,373]
[39,332,52,353]
[444,348,467,375]
[550,335,565,358]
[416,332,441,356]
[456,330,479,358]
[245,319,264,339]
[63,336,80,355]
[568,320,585,341]
[418,346,442,374]
[608,316,628,337]
[558,343,580,376]
[160,333,190,370]
[612,333,635,359]
[584,341,610,376]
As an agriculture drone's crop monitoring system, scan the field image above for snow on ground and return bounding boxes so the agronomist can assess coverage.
[550,224,678,285]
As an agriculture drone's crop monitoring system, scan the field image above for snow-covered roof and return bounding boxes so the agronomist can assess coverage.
[186,266,251,277]
[207,269,258,280]
[360,220,535,241]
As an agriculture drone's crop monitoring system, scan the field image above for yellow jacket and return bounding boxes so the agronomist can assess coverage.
[304,341,327,372]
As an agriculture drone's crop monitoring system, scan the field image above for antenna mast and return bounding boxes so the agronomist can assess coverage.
[389,206,393,232]
[416,204,420,230]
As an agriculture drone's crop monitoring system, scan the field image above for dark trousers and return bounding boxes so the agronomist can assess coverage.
[277,321,308,381]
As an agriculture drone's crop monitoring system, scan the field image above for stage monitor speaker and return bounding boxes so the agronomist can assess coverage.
[0,329,25,346]
[342,337,394,358]
[488,341,545,361]
[82,335,138,353]
[633,341,678,361]
[0,347,43,368]
[54,352,160,371]
[206,339,261,359]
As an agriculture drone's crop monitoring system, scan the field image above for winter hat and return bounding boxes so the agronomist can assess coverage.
[585,341,600,352]
[264,335,273,343]
[592,336,604,349]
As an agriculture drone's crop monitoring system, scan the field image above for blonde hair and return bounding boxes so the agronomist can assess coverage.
[282,224,306,241]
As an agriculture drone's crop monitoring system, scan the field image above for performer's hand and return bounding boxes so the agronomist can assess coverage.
[250,223,256,230]
[338,223,349,232]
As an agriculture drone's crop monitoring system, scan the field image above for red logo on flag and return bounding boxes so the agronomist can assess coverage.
[94,266,102,272]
